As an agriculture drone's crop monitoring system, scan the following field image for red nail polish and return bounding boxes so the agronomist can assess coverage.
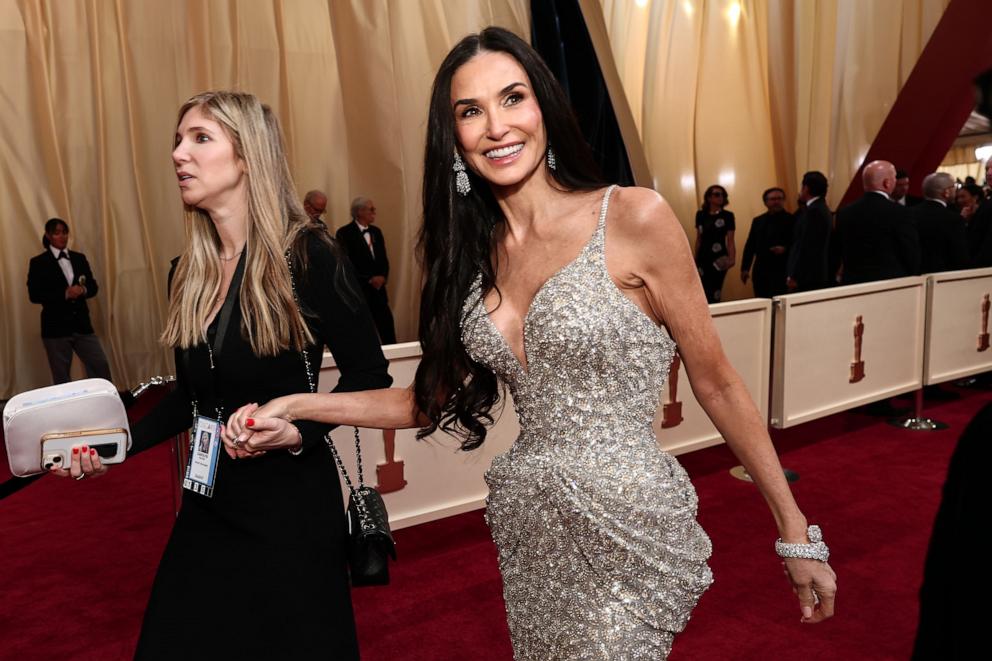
[90,449,96,456]
[246,419,255,427]
[81,445,88,452]
[72,447,79,455]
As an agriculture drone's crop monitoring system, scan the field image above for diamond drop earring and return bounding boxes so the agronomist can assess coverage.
[546,145,557,171]
[453,151,471,196]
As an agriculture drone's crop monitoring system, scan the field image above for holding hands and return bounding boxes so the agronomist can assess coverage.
[222,396,300,459]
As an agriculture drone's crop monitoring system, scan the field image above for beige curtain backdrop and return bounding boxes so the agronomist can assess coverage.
[596,0,949,302]
[942,162,984,182]
[0,0,529,398]
[941,144,988,183]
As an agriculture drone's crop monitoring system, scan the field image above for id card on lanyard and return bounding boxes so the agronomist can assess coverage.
[183,416,222,496]
[183,252,246,498]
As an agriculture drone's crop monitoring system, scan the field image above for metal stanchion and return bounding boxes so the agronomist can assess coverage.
[888,388,948,431]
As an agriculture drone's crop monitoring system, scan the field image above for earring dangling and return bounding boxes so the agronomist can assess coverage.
[546,145,557,171]
[453,151,471,196]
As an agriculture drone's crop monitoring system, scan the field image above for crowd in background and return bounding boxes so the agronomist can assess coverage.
[26,190,396,388]
[28,154,992,387]
[693,161,992,303]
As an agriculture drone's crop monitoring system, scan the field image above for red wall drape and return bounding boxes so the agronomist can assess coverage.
[840,0,992,206]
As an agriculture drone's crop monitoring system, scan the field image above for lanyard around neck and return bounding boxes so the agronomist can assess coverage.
[186,251,247,421]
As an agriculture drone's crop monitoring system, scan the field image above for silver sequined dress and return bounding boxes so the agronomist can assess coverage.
[461,185,713,659]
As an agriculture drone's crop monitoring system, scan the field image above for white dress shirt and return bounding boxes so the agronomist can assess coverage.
[49,245,74,285]
[355,221,374,258]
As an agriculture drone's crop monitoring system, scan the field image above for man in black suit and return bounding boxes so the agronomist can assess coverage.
[335,197,396,344]
[835,160,920,285]
[892,169,924,207]
[968,160,992,267]
[740,187,794,297]
[26,218,112,384]
[786,171,833,292]
[911,172,968,274]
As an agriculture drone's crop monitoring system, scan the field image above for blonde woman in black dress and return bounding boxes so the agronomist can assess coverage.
[52,91,390,659]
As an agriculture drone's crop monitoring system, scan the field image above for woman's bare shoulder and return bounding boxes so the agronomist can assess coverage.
[608,185,684,243]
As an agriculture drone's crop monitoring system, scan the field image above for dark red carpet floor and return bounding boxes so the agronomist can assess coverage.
[1,387,987,659]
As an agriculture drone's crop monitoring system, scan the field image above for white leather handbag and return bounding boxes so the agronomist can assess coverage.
[3,378,131,477]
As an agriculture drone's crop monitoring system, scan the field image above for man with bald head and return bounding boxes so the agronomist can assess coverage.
[303,189,328,227]
[835,160,920,285]
[910,173,968,273]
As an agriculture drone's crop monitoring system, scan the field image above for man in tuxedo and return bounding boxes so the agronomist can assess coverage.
[740,187,794,297]
[786,171,832,292]
[968,160,992,267]
[303,189,328,228]
[26,218,112,384]
[835,160,920,285]
[892,169,923,207]
[911,172,968,274]
[335,197,396,344]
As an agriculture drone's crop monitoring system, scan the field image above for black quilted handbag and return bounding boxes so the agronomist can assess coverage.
[288,255,396,586]
[327,428,397,586]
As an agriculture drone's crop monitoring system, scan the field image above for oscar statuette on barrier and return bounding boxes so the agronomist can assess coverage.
[978,294,990,352]
[849,315,865,383]
[661,353,683,428]
[375,429,407,494]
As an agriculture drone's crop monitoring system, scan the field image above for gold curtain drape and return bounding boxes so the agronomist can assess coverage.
[0,0,529,397]
[596,0,949,302]
[941,144,988,183]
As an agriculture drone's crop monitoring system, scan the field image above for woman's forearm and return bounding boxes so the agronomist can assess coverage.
[286,386,425,430]
[690,369,809,542]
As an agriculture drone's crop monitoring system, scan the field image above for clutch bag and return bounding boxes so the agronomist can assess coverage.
[3,378,131,477]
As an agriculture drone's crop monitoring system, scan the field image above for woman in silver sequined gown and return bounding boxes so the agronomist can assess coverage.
[228,27,836,660]
[461,185,713,657]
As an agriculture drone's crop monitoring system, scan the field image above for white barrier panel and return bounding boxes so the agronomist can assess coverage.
[770,277,926,429]
[318,342,516,531]
[924,268,992,385]
[653,298,772,455]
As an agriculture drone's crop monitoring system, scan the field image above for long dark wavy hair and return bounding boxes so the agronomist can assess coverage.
[414,27,604,450]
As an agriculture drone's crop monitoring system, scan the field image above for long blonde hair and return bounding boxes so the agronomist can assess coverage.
[161,91,314,356]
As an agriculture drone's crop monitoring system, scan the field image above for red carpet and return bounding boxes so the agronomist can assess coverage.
[1,387,987,659]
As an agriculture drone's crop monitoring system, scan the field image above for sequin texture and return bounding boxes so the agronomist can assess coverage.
[460,186,713,659]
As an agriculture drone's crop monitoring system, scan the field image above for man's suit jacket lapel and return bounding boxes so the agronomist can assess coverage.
[370,226,383,258]
[69,251,86,286]
[343,222,364,256]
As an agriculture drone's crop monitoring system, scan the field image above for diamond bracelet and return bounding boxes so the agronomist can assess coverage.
[775,524,830,562]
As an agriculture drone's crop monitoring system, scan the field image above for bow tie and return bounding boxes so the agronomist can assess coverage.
[361,228,370,235]
[58,251,69,260]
